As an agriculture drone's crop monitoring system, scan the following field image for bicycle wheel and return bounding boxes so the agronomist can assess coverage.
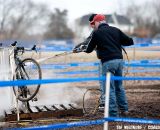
[13,58,42,101]
[83,89,101,115]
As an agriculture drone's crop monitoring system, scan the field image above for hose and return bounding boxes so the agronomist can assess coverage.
[37,51,74,63]
[82,88,102,115]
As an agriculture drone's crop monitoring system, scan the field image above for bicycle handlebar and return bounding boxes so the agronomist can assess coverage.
[11,41,17,47]
[31,45,36,51]
[11,41,37,53]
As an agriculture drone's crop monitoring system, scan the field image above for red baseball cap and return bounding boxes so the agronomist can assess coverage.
[90,14,106,25]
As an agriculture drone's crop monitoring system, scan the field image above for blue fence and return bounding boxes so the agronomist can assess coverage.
[40,59,160,69]
[14,117,160,130]
[38,59,160,76]
[40,63,160,68]
[39,43,160,51]
[0,60,160,129]
[0,76,160,87]
[1,38,160,51]
[0,76,159,130]
[56,69,160,75]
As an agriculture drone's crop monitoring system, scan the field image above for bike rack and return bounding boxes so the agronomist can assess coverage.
[5,104,83,121]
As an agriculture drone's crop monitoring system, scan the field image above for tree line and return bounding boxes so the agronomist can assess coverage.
[0,0,160,40]
[0,0,74,40]
[125,0,160,37]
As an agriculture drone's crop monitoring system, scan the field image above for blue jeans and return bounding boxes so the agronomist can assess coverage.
[99,59,128,117]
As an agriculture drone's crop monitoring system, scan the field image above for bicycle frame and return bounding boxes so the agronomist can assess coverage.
[10,42,39,101]
[12,47,28,98]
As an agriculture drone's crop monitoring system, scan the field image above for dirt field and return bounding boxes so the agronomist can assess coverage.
[0,47,160,130]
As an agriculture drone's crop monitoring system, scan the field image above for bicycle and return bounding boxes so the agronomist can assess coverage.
[10,41,42,102]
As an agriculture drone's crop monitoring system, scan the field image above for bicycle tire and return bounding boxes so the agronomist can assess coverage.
[13,58,42,101]
[83,88,101,115]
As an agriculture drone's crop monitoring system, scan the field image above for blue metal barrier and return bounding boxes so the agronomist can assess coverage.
[0,76,160,87]
[56,69,160,75]
[14,117,160,130]
[40,60,160,69]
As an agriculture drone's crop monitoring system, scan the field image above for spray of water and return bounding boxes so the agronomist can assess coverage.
[0,48,14,117]
[29,69,87,107]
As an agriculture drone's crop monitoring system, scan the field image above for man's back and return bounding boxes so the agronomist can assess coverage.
[91,23,133,63]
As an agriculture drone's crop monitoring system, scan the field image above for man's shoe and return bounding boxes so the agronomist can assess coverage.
[120,111,129,117]
[98,104,105,111]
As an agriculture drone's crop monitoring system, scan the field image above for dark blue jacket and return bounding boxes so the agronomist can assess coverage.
[75,23,134,63]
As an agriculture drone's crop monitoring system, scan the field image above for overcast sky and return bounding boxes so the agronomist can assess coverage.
[34,0,153,23]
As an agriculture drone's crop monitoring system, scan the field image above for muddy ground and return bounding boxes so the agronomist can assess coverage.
[1,83,160,130]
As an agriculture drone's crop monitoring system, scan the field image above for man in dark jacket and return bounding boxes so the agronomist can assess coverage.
[73,14,134,117]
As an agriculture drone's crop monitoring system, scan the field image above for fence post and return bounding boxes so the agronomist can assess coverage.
[16,96,20,121]
[104,72,111,130]
[133,46,136,83]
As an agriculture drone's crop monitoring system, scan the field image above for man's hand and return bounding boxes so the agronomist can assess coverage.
[73,44,87,53]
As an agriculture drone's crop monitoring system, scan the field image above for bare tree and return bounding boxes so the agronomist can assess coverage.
[148,0,160,36]
[0,0,49,40]
[125,2,145,28]
[44,8,74,39]
[0,0,15,39]
[125,0,160,37]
